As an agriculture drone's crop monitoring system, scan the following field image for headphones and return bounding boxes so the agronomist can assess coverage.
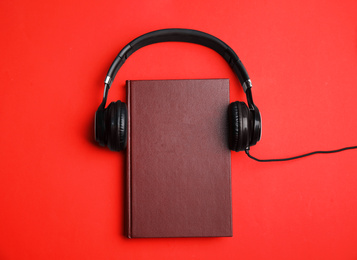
[95,28,262,153]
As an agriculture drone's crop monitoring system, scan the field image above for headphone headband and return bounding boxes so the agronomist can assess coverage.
[102,28,255,108]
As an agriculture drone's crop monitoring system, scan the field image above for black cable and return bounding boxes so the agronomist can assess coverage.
[245,146,357,162]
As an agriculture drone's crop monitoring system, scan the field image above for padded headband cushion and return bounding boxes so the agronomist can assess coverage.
[106,29,250,90]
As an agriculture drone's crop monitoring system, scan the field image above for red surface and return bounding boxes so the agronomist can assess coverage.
[1,0,357,259]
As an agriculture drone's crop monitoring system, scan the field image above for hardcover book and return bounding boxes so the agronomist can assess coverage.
[125,79,232,238]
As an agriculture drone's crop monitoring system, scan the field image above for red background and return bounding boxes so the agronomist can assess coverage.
[1,0,357,259]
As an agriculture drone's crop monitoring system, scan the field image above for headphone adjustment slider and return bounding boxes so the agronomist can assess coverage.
[242,79,252,92]
[105,76,112,87]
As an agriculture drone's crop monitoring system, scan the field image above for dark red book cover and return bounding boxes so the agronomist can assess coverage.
[126,79,232,238]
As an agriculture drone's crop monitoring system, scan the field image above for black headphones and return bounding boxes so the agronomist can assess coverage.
[95,28,262,153]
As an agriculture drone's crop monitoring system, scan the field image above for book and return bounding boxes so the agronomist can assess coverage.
[125,79,232,238]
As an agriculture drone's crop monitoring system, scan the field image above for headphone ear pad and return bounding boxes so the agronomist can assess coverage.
[105,101,128,152]
[94,105,107,147]
[228,101,250,152]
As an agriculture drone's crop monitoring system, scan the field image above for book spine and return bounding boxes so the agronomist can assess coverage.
[125,80,132,238]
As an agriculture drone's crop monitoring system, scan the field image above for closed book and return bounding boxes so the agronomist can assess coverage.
[126,79,232,238]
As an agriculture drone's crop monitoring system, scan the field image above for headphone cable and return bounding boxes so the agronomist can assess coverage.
[245,146,357,162]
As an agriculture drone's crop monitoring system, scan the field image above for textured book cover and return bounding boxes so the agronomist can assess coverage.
[126,79,232,238]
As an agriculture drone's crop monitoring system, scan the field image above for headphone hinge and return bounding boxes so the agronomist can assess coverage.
[104,76,112,87]
[242,79,252,92]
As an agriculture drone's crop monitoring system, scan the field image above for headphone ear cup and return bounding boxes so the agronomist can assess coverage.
[105,101,128,152]
[228,101,250,152]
